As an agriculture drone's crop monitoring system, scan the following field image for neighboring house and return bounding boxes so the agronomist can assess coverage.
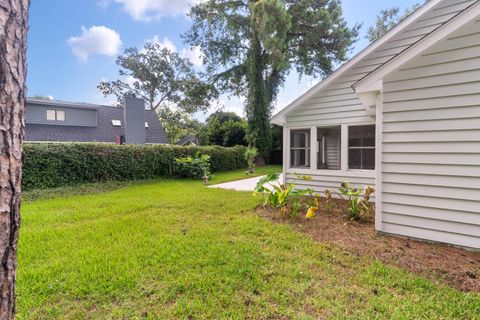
[25,96,168,144]
[176,135,199,146]
[272,0,480,249]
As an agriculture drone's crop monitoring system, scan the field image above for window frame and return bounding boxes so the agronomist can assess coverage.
[56,110,65,121]
[317,125,341,171]
[347,124,376,171]
[289,128,311,169]
[46,109,66,121]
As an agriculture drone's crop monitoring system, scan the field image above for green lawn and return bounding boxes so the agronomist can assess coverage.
[18,170,479,319]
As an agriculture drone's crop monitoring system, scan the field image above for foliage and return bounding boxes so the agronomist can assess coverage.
[158,108,203,144]
[339,182,375,221]
[175,153,212,180]
[324,189,334,214]
[255,173,313,219]
[98,41,217,113]
[244,146,258,174]
[22,143,247,190]
[199,111,248,147]
[186,0,360,156]
[367,3,422,42]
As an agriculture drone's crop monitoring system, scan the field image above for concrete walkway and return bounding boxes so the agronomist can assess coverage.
[209,174,284,192]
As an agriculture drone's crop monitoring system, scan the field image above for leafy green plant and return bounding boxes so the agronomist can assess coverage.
[22,144,248,190]
[338,182,375,221]
[255,173,312,219]
[175,153,211,180]
[244,146,258,174]
[324,189,334,214]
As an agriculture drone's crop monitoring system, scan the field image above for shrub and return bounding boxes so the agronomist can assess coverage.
[244,146,258,174]
[175,153,211,180]
[338,181,375,221]
[255,173,313,220]
[22,143,247,190]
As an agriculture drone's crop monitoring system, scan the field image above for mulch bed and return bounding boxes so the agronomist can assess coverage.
[256,198,480,293]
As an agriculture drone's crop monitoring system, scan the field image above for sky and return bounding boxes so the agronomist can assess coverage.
[27,0,420,121]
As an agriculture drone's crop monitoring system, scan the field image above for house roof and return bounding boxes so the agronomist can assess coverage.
[176,135,199,146]
[27,98,103,110]
[354,0,480,93]
[271,0,455,125]
[25,102,169,144]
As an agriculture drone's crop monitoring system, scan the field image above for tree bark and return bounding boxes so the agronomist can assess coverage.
[0,0,29,318]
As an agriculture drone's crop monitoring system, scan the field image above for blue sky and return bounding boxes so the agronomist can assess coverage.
[27,0,420,119]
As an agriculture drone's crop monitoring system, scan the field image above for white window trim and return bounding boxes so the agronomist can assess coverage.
[289,128,312,169]
[46,109,65,121]
[347,124,376,171]
[286,123,376,178]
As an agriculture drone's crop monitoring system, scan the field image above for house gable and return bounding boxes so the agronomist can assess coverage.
[272,0,477,126]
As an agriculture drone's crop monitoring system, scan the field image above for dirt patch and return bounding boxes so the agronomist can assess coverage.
[256,199,480,293]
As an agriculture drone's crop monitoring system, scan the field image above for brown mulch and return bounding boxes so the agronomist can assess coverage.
[256,198,480,293]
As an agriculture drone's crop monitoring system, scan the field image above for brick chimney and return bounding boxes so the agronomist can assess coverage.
[123,96,146,144]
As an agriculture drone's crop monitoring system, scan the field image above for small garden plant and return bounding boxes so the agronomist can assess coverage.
[255,173,314,220]
[175,152,212,183]
[244,146,258,174]
[339,182,375,221]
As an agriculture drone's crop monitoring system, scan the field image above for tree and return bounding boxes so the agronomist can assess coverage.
[0,0,30,318]
[185,0,359,156]
[98,42,217,114]
[367,3,422,42]
[199,111,248,147]
[158,108,203,144]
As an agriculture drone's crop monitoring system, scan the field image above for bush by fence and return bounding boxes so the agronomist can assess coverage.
[23,143,247,190]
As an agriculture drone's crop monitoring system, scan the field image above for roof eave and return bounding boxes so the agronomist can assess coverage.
[270,0,442,123]
[354,1,480,94]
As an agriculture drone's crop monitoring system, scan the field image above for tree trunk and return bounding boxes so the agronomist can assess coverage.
[0,0,30,318]
[246,36,272,158]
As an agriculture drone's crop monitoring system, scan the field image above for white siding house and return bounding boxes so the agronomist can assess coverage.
[272,0,480,249]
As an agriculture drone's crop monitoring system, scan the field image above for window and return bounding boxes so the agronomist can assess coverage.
[349,125,375,170]
[290,129,310,168]
[56,110,65,121]
[46,109,56,121]
[112,120,122,127]
[46,109,65,121]
[317,126,341,170]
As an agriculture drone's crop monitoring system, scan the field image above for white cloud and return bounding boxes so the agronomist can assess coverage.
[102,0,199,21]
[181,46,204,67]
[147,35,177,52]
[146,36,204,67]
[68,26,122,61]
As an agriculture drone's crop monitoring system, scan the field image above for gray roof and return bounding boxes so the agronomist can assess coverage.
[25,100,168,144]
[176,135,199,146]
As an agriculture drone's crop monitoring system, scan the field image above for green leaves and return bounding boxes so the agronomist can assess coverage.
[186,0,359,157]
[98,42,217,114]
[22,144,249,190]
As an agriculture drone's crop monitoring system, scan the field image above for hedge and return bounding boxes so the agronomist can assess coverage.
[23,143,247,190]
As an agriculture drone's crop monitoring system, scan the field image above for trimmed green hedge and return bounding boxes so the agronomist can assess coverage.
[23,143,247,190]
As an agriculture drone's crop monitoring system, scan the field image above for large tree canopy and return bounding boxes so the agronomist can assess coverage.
[98,42,217,114]
[199,111,248,147]
[185,0,359,156]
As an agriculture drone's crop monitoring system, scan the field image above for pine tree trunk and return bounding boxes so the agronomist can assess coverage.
[0,0,30,318]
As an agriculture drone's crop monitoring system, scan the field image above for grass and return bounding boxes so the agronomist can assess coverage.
[21,165,282,203]
[208,165,282,184]
[18,171,480,319]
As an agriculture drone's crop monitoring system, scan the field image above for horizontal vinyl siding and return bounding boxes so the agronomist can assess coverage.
[284,0,474,199]
[26,104,97,127]
[381,16,480,249]
[285,172,375,198]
